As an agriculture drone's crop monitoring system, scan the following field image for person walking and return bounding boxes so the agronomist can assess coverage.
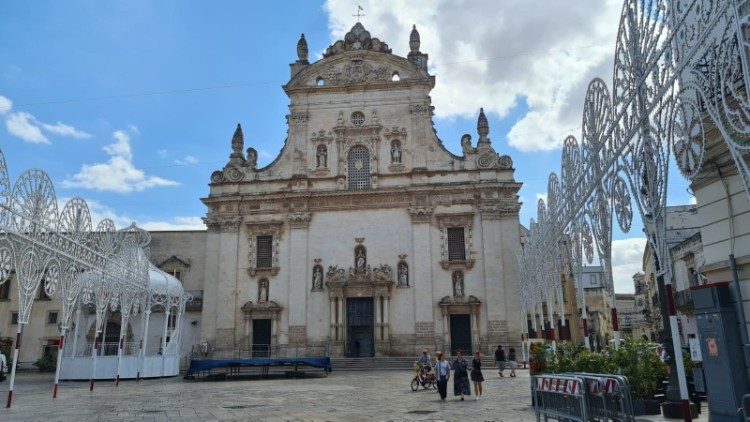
[470,351,485,400]
[434,351,450,402]
[451,350,471,401]
[495,345,505,378]
[507,347,517,377]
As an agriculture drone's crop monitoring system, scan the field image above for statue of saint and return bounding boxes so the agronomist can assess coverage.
[246,147,258,169]
[356,249,366,271]
[316,145,327,168]
[461,134,475,156]
[453,273,464,297]
[391,143,402,164]
[259,280,268,302]
[313,266,323,290]
[398,263,408,287]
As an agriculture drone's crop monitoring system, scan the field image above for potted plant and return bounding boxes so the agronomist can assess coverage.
[33,354,56,372]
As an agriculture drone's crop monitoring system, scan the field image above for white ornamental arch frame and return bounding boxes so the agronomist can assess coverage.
[518,0,750,410]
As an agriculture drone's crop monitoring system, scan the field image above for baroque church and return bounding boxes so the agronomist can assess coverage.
[199,22,524,357]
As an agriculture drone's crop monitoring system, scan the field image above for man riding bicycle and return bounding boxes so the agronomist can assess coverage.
[416,348,432,384]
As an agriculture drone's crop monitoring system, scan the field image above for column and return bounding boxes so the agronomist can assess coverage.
[383,295,390,340]
[374,294,382,341]
[409,207,434,338]
[338,296,345,344]
[288,212,311,347]
[471,305,479,351]
[329,297,336,341]
[243,315,250,346]
[441,307,450,349]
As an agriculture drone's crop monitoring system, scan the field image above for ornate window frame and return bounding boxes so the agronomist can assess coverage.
[246,221,283,277]
[436,213,475,270]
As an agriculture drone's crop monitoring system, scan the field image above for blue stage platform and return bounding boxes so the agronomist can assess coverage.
[187,356,332,376]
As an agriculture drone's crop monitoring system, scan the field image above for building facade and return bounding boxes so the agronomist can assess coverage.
[199,23,523,357]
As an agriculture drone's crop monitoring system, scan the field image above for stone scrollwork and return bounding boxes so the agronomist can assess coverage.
[288,212,312,229]
[407,205,433,223]
[223,165,244,183]
[321,60,391,86]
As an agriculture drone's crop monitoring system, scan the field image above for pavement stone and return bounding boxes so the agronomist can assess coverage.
[0,370,709,421]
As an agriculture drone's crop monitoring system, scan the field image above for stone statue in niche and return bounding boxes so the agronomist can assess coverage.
[258,279,269,302]
[391,141,402,164]
[355,247,366,272]
[452,272,464,297]
[397,262,409,287]
[316,145,327,168]
[312,266,323,290]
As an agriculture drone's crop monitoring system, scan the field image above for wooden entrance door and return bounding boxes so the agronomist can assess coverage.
[449,314,472,355]
[346,297,374,357]
[252,318,272,357]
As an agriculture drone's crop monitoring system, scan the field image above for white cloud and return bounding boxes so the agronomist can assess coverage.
[611,237,646,294]
[127,124,140,135]
[174,155,198,165]
[324,0,621,152]
[5,111,48,143]
[0,95,11,115]
[0,93,91,143]
[688,196,697,205]
[535,192,548,205]
[63,130,178,193]
[41,121,91,139]
[156,149,169,158]
[139,216,206,231]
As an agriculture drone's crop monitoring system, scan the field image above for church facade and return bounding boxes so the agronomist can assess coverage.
[200,23,523,357]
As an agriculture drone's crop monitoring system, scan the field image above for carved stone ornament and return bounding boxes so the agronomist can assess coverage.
[288,111,309,127]
[476,151,498,169]
[210,170,225,184]
[203,214,242,232]
[321,60,391,86]
[323,22,392,58]
[498,155,513,169]
[324,263,394,285]
[408,104,432,117]
[288,212,312,228]
[223,165,245,183]
[407,205,433,223]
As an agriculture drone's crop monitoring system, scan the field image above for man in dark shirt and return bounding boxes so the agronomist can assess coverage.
[495,345,505,378]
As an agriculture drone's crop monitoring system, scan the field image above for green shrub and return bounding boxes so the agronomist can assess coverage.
[34,354,56,372]
[539,339,667,399]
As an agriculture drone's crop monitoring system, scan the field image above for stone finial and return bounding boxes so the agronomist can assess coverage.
[409,25,420,53]
[296,33,309,63]
[231,123,244,157]
[477,108,490,144]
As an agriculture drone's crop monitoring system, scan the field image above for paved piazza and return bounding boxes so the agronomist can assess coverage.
[0,370,707,421]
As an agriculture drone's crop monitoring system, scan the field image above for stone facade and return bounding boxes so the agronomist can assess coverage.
[199,23,523,357]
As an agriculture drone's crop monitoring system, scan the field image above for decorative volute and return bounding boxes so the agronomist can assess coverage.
[477,108,490,146]
[296,33,309,63]
[409,25,420,53]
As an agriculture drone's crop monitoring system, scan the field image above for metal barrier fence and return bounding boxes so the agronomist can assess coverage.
[532,374,587,421]
[532,373,635,422]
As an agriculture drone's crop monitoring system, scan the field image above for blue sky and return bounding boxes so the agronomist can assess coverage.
[0,1,698,292]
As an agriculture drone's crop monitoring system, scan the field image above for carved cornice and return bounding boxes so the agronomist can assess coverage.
[435,212,474,228]
[439,259,476,271]
[288,212,312,228]
[203,215,242,232]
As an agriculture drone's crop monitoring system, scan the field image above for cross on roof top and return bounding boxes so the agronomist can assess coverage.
[353,5,365,22]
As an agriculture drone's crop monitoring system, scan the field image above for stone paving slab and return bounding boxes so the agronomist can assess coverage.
[0,370,709,421]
